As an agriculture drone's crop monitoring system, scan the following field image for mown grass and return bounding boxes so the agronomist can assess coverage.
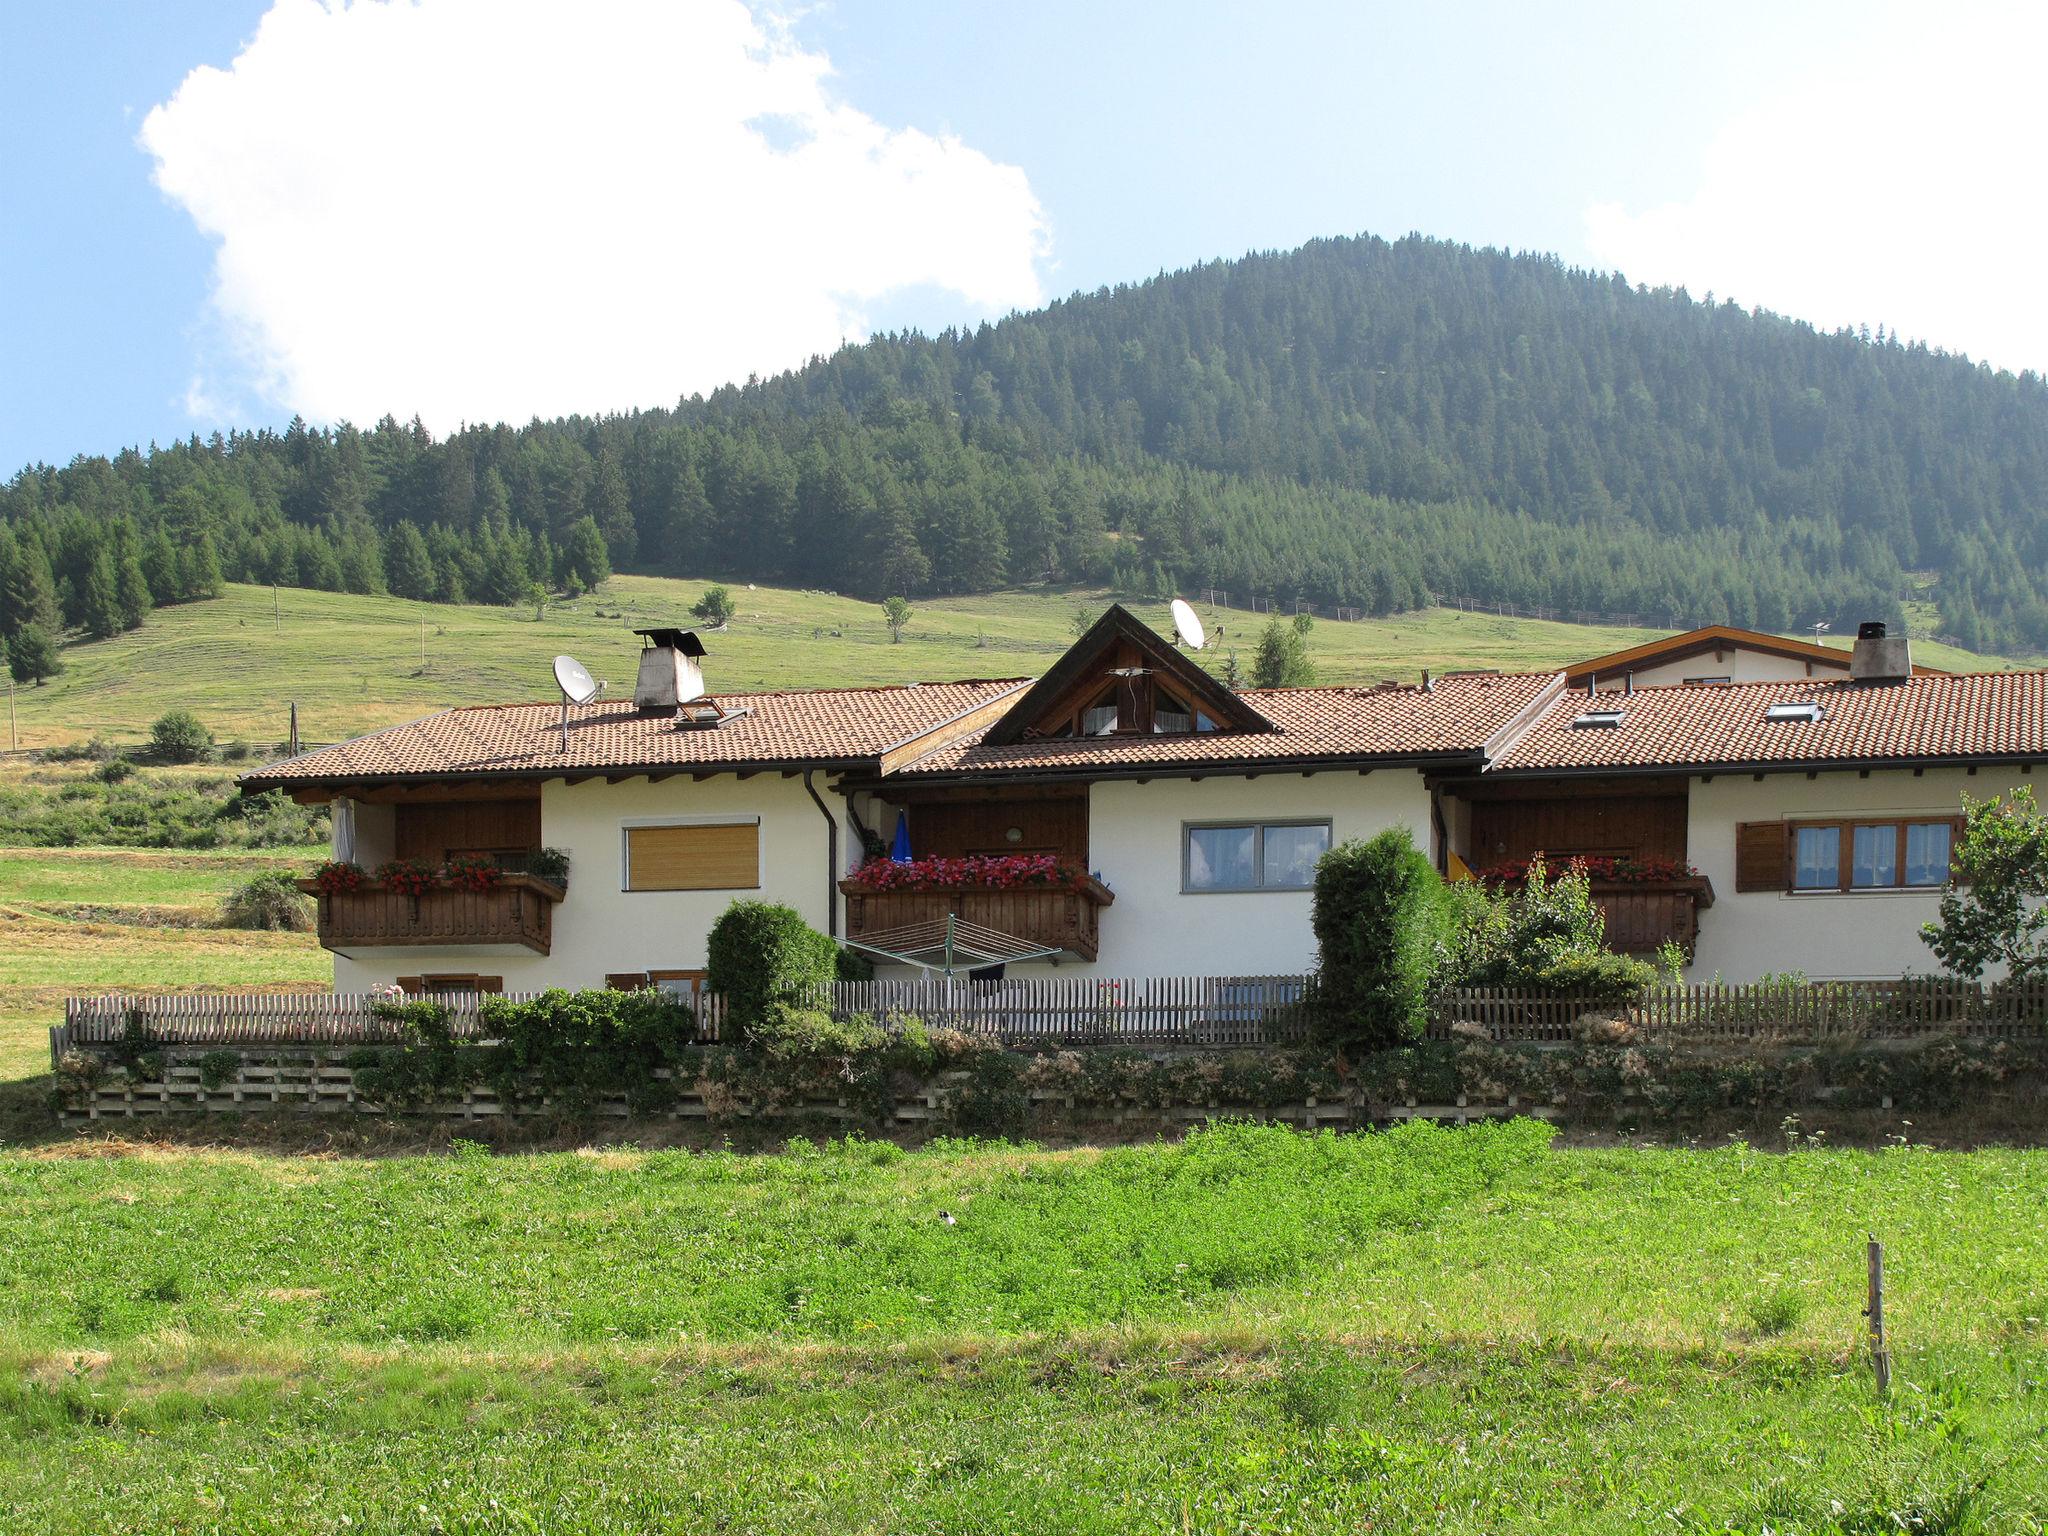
[5,577,2012,752]
[0,1125,2041,1533]
[0,844,323,908]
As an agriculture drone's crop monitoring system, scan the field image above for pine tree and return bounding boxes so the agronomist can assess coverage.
[183,533,224,599]
[79,551,123,639]
[8,622,59,684]
[0,532,62,638]
[562,516,610,590]
[384,521,437,600]
[116,554,152,631]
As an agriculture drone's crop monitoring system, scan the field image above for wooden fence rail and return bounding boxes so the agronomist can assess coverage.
[54,975,2048,1070]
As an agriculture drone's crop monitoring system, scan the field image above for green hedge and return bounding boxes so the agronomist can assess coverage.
[705,901,839,1040]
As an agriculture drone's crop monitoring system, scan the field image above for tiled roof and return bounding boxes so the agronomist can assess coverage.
[1490,671,2048,774]
[897,671,1563,777]
[240,680,1031,787]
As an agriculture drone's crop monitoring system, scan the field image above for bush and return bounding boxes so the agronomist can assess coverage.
[149,710,213,763]
[221,871,314,931]
[706,900,839,1040]
[1450,859,1654,1002]
[1310,828,1446,1051]
[94,757,135,784]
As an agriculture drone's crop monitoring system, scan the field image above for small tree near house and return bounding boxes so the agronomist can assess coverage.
[1923,787,2048,980]
[882,596,912,644]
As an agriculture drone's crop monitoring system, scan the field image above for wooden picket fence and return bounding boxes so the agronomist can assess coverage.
[53,975,1310,1066]
[54,975,2048,1071]
[1434,977,2048,1042]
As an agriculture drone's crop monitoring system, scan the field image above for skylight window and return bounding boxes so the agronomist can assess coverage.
[1765,701,1824,724]
[1571,707,1626,729]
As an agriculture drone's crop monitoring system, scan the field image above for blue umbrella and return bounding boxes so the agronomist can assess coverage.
[890,810,913,864]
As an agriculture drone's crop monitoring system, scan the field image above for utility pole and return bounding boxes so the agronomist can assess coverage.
[274,583,281,633]
[7,672,15,753]
[289,701,299,757]
[420,615,427,669]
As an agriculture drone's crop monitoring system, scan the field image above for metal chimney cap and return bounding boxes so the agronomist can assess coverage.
[1857,621,1888,641]
[633,627,707,656]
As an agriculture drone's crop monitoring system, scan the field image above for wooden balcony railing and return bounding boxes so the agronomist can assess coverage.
[1587,877,1715,957]
[297,874,566,955]
[839,876,1115,962]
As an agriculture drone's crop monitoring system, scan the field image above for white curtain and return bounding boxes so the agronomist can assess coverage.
[332,797,357,863]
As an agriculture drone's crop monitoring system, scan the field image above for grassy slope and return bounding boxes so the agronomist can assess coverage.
[0,1124,2041,1532]
[4,579,2020,752]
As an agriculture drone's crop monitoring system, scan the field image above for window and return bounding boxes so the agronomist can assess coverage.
[1792,825,1839,890]
[1789,819,1956,892]
[1184,820,1331,892]
[1682,676,1732,687]
[622,819,761,892]
[396,973,503,996]
[1765,701,1824,724]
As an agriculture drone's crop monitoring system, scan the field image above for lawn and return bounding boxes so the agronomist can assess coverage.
[0,1123,2041,1532]
[4,577,2015,752]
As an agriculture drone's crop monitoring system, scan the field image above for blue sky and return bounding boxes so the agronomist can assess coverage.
[3,1,2039,471]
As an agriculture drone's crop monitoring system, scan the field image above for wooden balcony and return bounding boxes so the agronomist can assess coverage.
[1588,877,1715,958]
[298,874,566,955]
[839,876,1115,962]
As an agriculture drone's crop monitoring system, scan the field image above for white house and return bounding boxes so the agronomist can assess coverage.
[240,610,2046,992]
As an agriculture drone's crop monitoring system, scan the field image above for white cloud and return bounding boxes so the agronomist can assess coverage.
[141,0,1048,429]
[1584,3,2048,375]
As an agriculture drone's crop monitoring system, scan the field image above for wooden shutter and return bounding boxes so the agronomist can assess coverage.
[624,822,760,891]
[1734,821,1789,892]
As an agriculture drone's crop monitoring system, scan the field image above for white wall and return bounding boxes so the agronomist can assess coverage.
[333,773,838,992]
[988,771,1434,978]
[1688,766,2029,982]
[1597,649,1843,690]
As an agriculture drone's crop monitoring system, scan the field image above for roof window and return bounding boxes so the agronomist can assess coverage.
[1765,701,1824,724]
[1571,707,1626,729]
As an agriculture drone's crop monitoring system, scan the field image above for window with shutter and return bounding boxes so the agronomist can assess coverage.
[622,821,761,891]
[1734,821,1789,892]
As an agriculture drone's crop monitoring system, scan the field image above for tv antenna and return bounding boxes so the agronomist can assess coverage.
[1169,597,1206,651]
[1810,620,1831,645]
[553,653,600,752]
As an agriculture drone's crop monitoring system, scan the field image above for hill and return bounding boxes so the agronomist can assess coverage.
[0,578,2007,753]
[7,234,2048,668]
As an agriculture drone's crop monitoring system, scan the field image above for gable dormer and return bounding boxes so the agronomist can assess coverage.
[980,605,1275,747]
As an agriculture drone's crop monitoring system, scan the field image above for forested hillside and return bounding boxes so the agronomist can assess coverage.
[6,233,2047,664]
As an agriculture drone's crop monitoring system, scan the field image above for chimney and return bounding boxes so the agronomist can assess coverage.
[1850,620,1912,682]
[632,628,707,715]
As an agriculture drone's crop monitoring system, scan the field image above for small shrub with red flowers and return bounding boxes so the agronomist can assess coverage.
[375,859,439,898]
[444,855,504,893]
[310,860,368,896]
[846,854,1088,891]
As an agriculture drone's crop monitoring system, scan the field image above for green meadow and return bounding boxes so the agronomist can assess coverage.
[1,1123,2043,1533]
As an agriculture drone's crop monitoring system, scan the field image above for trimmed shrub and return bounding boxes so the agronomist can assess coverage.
[1310,828,1447,1051]
[221,871,315,931]
[706,900,838,1040]
[149,710,213,763]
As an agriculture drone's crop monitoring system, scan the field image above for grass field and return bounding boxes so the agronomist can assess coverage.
[2,577,2018,752]
[0,840,328,1085]
[0,1122,2041,1532]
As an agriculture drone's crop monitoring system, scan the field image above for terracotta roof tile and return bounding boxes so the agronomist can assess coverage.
[898,671,1563,776]
[1491,671,2048,774]
[240,680,1031,787]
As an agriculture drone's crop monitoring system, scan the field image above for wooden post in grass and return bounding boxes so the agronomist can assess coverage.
[289,701,299,757]
[1865,1236,1891,1397]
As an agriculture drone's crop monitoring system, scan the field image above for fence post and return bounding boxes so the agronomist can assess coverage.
[1865,1236,1892,1398]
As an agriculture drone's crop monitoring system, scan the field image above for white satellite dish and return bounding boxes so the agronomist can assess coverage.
[1170,597,1206,652]
[553,654,599,705]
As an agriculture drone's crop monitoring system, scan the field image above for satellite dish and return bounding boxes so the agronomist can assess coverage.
[1170,598,1206,652]
[553,654,599,705]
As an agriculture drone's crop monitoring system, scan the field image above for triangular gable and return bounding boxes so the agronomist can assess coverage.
[980,604,1274,746]
[1564,624,1945,683]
